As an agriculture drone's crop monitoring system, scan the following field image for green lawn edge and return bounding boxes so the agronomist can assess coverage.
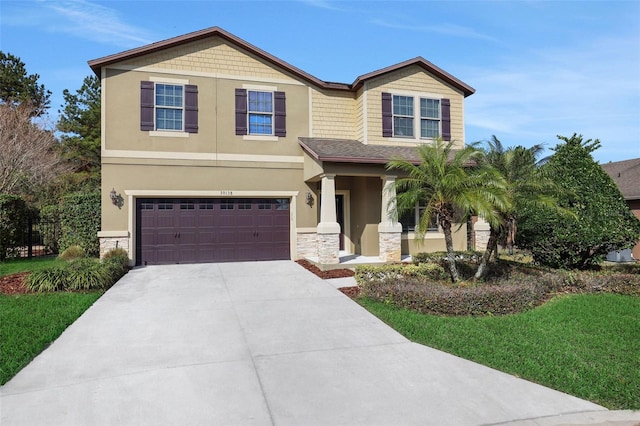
[358,293,640,410]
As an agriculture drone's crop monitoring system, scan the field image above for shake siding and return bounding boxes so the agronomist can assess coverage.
[365,65,465,148]
[311,89,356,139]
[354,87,365,142]
[118,37,298,82]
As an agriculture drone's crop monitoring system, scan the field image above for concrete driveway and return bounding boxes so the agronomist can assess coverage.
[1,261,637,425]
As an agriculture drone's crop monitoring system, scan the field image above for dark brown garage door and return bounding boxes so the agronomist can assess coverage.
[136,198,290,265]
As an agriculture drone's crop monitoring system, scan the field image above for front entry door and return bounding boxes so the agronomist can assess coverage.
[335,195,345,251]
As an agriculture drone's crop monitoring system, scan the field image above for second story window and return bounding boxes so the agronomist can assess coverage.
[235,88,286,137]
[155,84,183,131]
[393,95,414,137]
[382,92,450,141]
[140,81,198,134]
[248,91,273,135]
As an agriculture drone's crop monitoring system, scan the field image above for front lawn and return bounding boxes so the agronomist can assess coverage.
[0,257,64,277]
[359,293,640,410]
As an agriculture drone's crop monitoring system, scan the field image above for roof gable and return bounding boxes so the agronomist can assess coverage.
[601,158,640,200]
[88,26,474,96]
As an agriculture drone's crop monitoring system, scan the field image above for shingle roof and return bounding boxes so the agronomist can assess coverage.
[299,138,423,164]
[601,158,640,200]
[88,26,474,97]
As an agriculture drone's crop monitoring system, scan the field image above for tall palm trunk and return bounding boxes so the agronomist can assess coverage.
[442,221,460,282]
[474,226,499,280]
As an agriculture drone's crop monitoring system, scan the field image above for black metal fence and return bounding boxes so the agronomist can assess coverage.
[13,215,60,258]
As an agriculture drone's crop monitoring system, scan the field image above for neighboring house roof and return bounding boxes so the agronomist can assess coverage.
[299,137,423,164]
[601,158,640,200]
[88,26,475,97]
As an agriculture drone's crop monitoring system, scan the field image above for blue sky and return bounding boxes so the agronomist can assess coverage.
[2,0,639,163]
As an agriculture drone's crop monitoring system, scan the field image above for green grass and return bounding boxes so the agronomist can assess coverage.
[1,257,103,385]
[0,257,64,277]
[359,293,640,410]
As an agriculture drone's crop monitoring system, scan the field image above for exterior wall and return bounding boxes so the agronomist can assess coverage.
[362,65,466,148]
[310,88,355,139]
[401,224,468,255]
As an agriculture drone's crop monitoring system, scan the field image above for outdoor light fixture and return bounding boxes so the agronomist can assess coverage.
[305,191,314,207]
[110,188,118,205]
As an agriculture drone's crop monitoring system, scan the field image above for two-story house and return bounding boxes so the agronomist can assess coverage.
[89,26,475,266]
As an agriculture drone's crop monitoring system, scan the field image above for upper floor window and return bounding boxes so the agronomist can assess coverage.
[156,84,183,131]
[140,81,198,134]
[382,92,450,141]
[235,88,286,137]
[248,91,273,135]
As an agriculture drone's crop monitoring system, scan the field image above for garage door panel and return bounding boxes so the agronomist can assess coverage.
[137,198,290,265]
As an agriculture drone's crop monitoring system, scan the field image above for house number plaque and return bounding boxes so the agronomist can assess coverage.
[220,191,233,196]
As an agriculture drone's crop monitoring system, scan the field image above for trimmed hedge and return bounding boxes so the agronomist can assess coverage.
[0,195,29,261]
[355,262,639,316]
[59,192,100,257]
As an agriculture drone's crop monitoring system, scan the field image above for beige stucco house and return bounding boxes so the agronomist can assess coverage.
[89,26,475,266]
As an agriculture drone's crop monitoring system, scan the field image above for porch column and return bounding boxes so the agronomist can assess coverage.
[474,217,491,251]
[378,175,403,262]
[317,174,340,264]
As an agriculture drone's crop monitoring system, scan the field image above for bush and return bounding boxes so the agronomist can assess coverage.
[65,258,110,291]
[412,251,482,265]
[26,267,69,292]
[59,192,100,257]
[0,195,29,261]
[102,248,129,282]
[558,269,640,297]
[58,245,86,261]
[355,263,448,283]
[358,270,560,316]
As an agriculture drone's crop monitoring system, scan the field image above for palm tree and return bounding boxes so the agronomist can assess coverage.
[387,139,508,283]
[474,136,560,279]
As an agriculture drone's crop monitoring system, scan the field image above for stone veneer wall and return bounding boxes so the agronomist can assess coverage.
[296,232,318,259]
[317,233,339,264]
[379,232,401,262]
[474,229,490,252]
[99,237,129,259]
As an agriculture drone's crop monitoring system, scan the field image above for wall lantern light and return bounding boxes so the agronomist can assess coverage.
[305,191,314,207]
[110,188,119,206]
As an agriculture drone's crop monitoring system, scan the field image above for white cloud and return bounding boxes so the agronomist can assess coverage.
[4,0,153,48]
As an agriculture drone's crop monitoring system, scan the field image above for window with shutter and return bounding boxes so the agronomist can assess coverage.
[237,89,286,138]
[139,81,198,134]
[383,92,450,141]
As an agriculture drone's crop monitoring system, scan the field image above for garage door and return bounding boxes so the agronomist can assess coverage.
[136,198,290,265]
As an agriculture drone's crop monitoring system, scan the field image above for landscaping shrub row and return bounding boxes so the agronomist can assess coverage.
[355,255,639,316]
[25,248,128,292]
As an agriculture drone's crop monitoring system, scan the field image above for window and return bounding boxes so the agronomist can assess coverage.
[235,88,286,137]
[140,81,198,133]
[382,92,451,141]
[399,203,438,233]
[393,95,414,137]
[248,91,273,135]
[155,84,183,131]
[420,98,440,138]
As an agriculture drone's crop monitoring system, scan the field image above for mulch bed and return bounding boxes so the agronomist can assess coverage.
[295,259,355,279]
[0,273,31,295]
[338,286,360,298]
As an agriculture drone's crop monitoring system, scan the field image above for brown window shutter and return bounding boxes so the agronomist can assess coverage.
[235,88,247,135]
[184,84,198,133]
[140,81,154,131]
[382,92,392,137]
[441,98,451,141]
[274,91,286,137]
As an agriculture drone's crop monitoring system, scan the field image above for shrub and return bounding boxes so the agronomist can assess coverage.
[412,251,482,265]
[59,192,100,257]
[58,245,86,261]
[26,267,68,292]
[517,134,640,269]
[102,248,129,282]
[0,195,29,261]
[355,263,448,284]
[66,258,110,291]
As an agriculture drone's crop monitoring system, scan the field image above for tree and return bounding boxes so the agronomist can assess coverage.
[57,75,101,185]
[0,52,51,116]
[387,140,508,282]
[517,133,640,269]
[474,136,565,279]
[0,103,71,196]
